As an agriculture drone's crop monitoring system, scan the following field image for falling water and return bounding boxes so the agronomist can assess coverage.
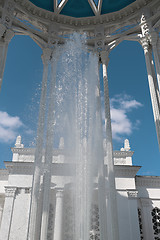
[53,33,104,240]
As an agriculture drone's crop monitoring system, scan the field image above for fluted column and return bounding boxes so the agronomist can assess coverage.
[53,190,64,240]
[141,37,160,148]
[140,199,154,240]
[28,48,52,240]
[100,51,119,240]
[40,50,59,240]
[0,187,17,240]
[0,26,14,90]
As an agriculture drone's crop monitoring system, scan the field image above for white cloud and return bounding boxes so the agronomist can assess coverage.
[111,108,132,140]
[0,111,23,143]
[105,94,143,141]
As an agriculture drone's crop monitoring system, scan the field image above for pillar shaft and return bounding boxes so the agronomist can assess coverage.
[0,28,14,90]
[0,187,17,240]
[151,32,160,93]
[127,191,141,240]
[53,190,63,240]
[101,51,119,240]
[141,38,160,148]
[28,48,52,240]
[40,53,58,240]
[97,62,108,240]
[140,199,154,240]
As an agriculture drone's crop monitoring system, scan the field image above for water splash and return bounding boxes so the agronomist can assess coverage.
[54,33,104,240]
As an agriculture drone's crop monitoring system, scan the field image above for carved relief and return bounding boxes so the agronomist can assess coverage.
[138,208,144,240]
[151,207,160,239]
[63,189,74,240]
[5,187,17,198]
[47,203,55,240]
[127,190,138,198]
[1,0,15,29]
[90,203,100,240]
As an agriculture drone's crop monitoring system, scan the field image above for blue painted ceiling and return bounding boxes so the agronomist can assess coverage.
[29,0,136,18]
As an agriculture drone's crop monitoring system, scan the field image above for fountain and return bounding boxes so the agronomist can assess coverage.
[29,33,106,240]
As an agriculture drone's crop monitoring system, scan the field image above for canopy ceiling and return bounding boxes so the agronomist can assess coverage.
[29,0,135,18]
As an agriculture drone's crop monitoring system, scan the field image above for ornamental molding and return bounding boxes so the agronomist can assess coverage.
[136,175,160,188]
[11,147,35,155]
[113,150,134,158]
[16,187,32,194]
[0,0,159,51]
[0,0,159,55]
[4,161,141,177]
[4,186,17,197]
[13,0,159,28]
[11,147,65,156]
[127,189,138,198]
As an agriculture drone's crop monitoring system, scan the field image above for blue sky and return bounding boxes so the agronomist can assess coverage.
[0,35,159,176]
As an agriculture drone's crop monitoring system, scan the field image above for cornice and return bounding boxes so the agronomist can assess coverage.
[114,165,141,177]
[13,0,156,28]
[136,175,160,188]
[6,0,159,38]
[4,161,75,176]
[4,161,141,177]
[4,161,34,175]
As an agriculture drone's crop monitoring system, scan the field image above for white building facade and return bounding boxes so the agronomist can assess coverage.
[0,136,159,240]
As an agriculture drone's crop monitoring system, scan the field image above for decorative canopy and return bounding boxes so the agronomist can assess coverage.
[29,0,135,18]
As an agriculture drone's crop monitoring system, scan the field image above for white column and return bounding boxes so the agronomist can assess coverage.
[158,37,160,63]
[53,190,64,240]
[0,206,3,225]
[127,191,141,240]
[140,199,154,240]
[28,48,52,240]
[0,187,17,240]
[100,51,119,240]
[96,62,108,240]
[40,50,60,240]
[141,37,160,148]
[0,27,14,90]
[150,31,160,92]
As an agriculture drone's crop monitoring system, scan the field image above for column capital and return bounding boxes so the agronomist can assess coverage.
[140,37,149,54]
[1,0,15,29]
[100,51,109,65]
[56,189,63,198]
[0,24,6,39]
[41,48,52,65]
[4,29,14,43]
[4,186,17,198]
[127,190,138,198]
